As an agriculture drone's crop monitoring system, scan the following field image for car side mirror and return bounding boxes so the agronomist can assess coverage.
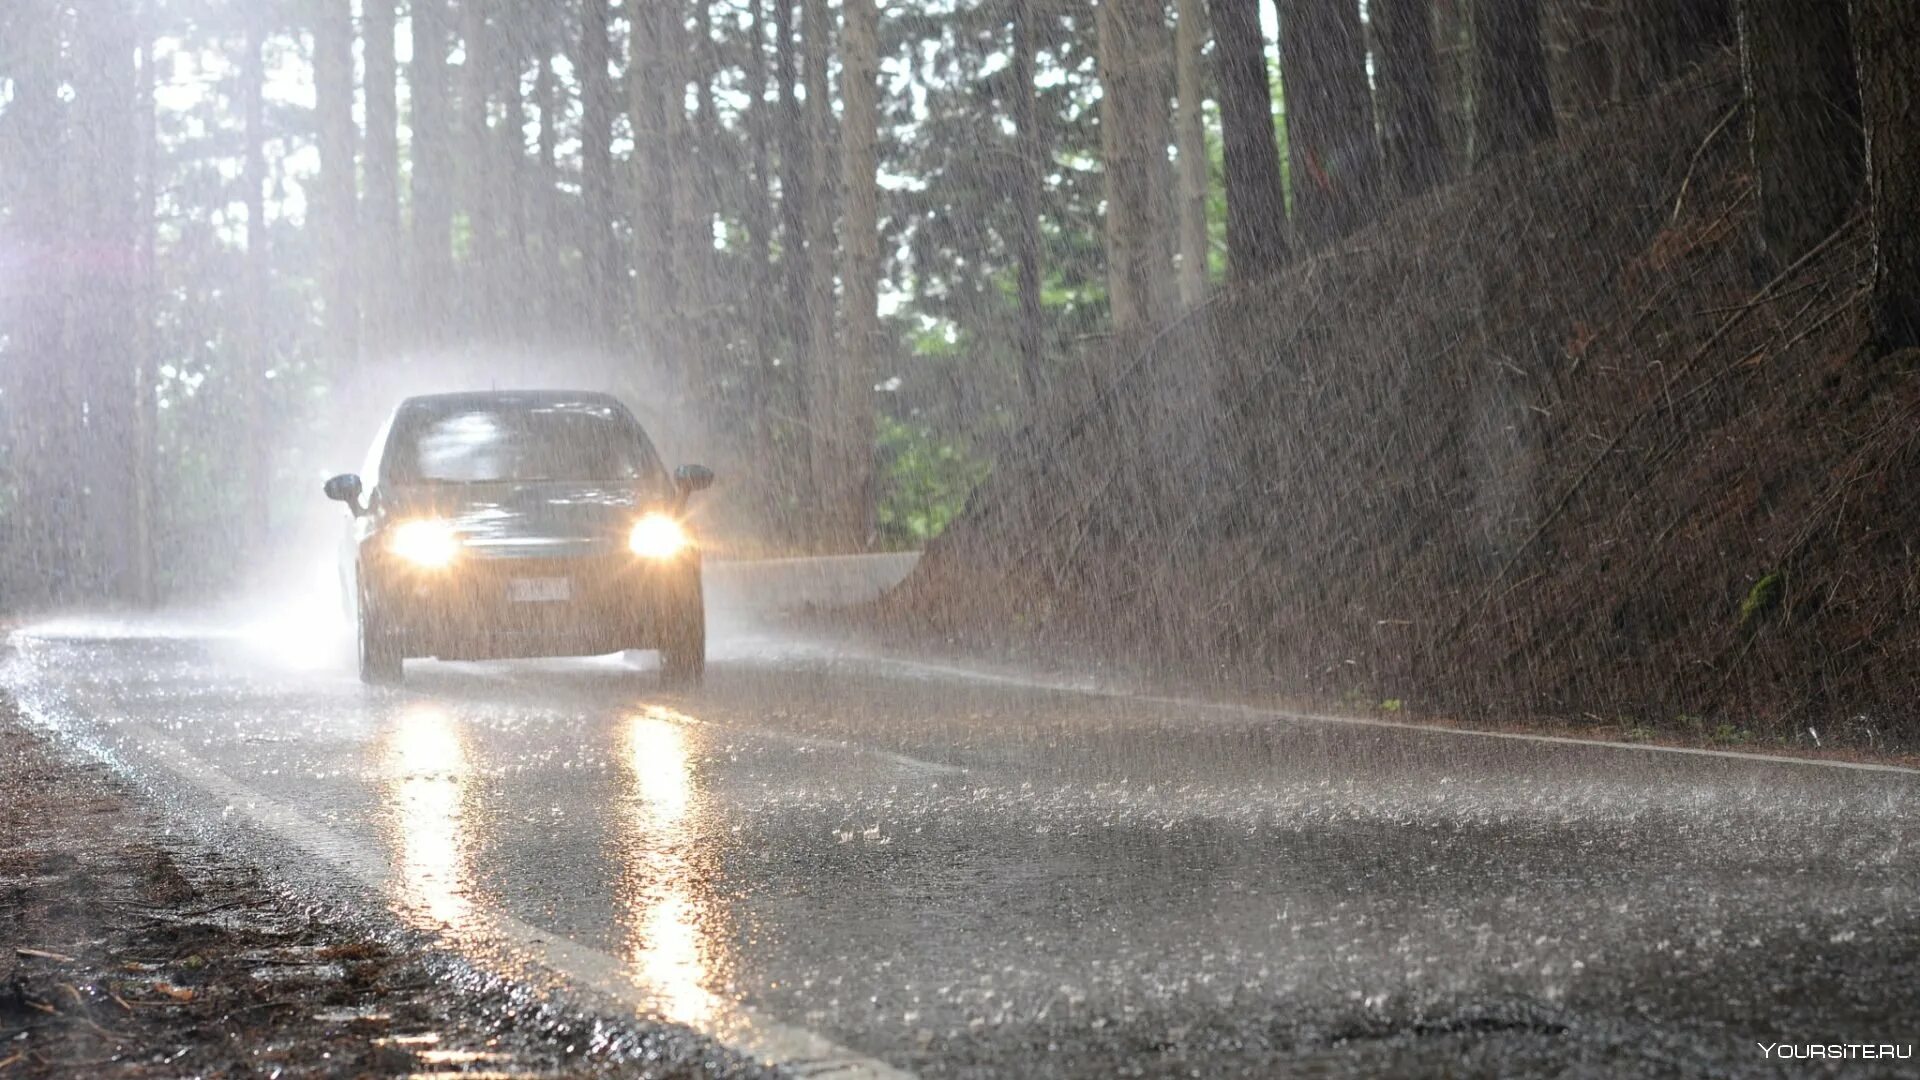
[674,464,714,495]
[323,473,367,516]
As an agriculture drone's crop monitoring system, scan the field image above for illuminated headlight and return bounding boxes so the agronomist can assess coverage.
[628,513,689,559]
[388,518,461,568]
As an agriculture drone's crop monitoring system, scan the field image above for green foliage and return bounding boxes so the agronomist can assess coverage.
[1739,570,1785,626]
[874,416,991,547]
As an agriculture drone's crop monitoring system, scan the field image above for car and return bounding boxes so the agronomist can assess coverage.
[322,390,713,686]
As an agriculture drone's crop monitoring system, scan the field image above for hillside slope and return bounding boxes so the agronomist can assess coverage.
[879,57,1920,748]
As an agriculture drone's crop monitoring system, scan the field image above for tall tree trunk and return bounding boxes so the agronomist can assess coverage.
[1174,0,1211,306]
[1856,0,1920,351]
[1011,0,1046,401]
[363,0,400,358]
[775,0,809,362]
[459,0,495,333]
[3,0,70,603]
[411,0,454,341]
[1097,0,1177,338]
[818,0,880,551]
[801,0,839,543]
[630,2,687,370]
[1471,0,1555,164]
[70,0,141,597]
[577,0,618,346]
[1736,0,1860,271]
[1374,0,1449,198]
[132,14,160,605]
[314,0,360,365]
[1211,0,1289,281]
[242,4,271,547]
[1279,0,1380,248]
[498,28,528,343]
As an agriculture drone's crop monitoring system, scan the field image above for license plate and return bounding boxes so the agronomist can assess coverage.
[508,577,571,603]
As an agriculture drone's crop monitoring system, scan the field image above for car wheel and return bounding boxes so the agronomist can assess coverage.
[659,578,706,688]
[357,575,404,685]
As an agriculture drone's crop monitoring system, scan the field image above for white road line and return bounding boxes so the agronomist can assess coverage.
[4,689,914,1080]
[856,654,1920,778]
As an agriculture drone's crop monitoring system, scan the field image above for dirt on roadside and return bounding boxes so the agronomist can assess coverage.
[0,713,772,1079]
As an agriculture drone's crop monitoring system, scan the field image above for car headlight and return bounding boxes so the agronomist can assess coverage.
[628,513,689,559]
[388,518,461,569]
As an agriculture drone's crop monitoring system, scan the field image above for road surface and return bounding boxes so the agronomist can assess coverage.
[4,609,1917,1078]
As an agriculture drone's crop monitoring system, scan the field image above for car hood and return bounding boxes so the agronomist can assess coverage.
[380,481,669,558]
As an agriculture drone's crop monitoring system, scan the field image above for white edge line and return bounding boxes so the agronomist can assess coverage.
[6,691,914,1080]
[862,655,1920,778]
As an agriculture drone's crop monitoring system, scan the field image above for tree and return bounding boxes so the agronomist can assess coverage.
[1173,0,1211,305]
[363,0,401,354]
[1011,0,1046,400]
[800,0,837,458]
[820,0,881,550]
[314,0,359,365]
[1096,0,1176,337]
[1211,0,1289,280]
[2,0,71,603]
[1735,0,1860,271]
[1279,0,1379,248]
[69,0,142,596]
[241,1,271,543]
[1855,0,1920,350]
[411,0,454,339]
[1471,0,1555,164]
[577,0,618,346]
[459,0,496,330]
[1374,0,1449,198]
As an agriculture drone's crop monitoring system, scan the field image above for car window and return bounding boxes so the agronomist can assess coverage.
[383,402,664,486]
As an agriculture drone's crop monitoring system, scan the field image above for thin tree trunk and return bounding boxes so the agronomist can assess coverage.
[4,0,70,603]
[1856,0,1920,350]
[1279,0,1380,247]
[314,0,360,366]
[1374,0,1449,198]
[133,17,159,605]
[578,0,617,346]
[630,2,686,370]
[801,0,839,544]
[411,0,454,341]
[1174,0,1211,305]
[1211,0,1289,281]
[1097,0,1177,338]
[498,29,528,342]
[819,0,881,552]
[1011,0,1046,402]
[242,5,271,547]
[70,0,142,596]
[1736,0,1860,271]
[1471,0,1555,165]
[775,0,809,361]
[460,0,495,332]
[363,0,400,358]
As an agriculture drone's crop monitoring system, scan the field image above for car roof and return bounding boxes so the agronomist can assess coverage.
[395,390,631,413]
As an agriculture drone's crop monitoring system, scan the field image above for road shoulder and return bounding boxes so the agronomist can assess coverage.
[0,705,773,1079]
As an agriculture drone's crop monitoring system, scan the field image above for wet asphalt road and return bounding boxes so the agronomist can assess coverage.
[4,616,1919,1078]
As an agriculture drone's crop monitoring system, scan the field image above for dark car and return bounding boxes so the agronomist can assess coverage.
[323,390,713,686]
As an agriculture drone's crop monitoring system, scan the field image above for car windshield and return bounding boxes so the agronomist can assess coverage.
[385,402,663,485]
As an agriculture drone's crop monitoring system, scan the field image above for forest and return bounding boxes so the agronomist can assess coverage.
[3,0,1920,737]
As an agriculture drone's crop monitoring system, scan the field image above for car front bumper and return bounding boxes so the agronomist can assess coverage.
[370,550,700,661]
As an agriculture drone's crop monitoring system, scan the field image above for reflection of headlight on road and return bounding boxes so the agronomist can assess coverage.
[629,513,689,559]
[388,518,461,568]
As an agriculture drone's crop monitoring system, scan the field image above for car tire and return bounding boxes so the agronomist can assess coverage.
[659,576,706,688]
[357,574,404,685]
